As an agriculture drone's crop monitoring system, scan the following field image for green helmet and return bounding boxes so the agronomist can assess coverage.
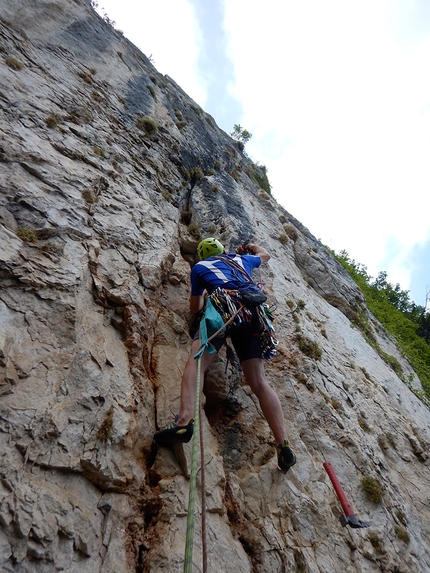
[197,238,224,260]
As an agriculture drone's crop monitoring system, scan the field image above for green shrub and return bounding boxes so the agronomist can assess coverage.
[97,406,114,441]
[361,476,384,504]
[395,526,410,543]
[295,334,322,360]
[230,124,252,144]
[358,416,372,433]
[5,56,23,70]
[93,146,105,158]
[284,225,299,240]
[395,508,407,526]
[92,90,104,102]
[17,228,38,243]
[230,169,239,182]
[161,190,174,203]
[78,70,93,84]
[377,433,389,451]
[187,223,200,239]
[250,163,271,195]
[45,115,59,128]
[379,351,403,375]
[82,189,98,203]
[319,390,330,403]
[333,250,430,402]
[368,532,386,554]
[136,116,158,136]
[191,167,204,181]
[40,242,63,255]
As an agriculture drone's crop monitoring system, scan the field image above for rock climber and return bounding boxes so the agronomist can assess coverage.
[154,237,296,473]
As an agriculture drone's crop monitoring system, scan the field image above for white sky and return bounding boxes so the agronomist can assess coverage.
[95,0,430,306]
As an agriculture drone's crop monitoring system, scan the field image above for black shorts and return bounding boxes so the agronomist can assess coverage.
[194,308,263,362]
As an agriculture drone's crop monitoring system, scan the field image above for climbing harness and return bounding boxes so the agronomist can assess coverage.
[207,286,278,360]
[286,373,373,529]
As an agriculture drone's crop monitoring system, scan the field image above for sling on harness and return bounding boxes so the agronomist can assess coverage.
[194,298,226,359]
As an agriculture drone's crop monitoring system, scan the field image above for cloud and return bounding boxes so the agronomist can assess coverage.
[95,0,207,105]
[222,0,430,291]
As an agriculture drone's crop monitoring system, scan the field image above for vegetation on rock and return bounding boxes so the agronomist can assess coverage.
[333,250,430,403]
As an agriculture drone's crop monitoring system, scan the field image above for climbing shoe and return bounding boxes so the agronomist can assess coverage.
[277,441,296,473]
[154,419,194,445]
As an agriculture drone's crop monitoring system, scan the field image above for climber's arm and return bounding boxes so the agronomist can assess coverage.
[247,243,271,264]
[190,294,205,314]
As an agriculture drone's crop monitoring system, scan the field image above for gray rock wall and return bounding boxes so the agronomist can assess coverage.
[0,1,429,571]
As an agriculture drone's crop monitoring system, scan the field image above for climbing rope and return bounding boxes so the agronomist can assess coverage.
[199,399,208,573]
[184,332,209,573]
[183,351,202,572]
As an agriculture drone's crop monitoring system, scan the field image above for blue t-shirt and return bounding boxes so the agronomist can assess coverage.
[190,254,261,296]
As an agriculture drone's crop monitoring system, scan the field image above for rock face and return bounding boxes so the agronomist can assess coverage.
[0,1,429,571]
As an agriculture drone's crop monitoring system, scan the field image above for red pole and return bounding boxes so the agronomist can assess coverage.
[323,462,355,518]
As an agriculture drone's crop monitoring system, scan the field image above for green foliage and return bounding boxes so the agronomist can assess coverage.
[358,416,372,433]
[78,70,93,84]
[295,334,322,360]
[40,242,63,255]
[82,189,98,203]
[97,406,114,441]
[45,115,59,128]
[181,165,204,183]
[17,228,38,243]
[333,250,430,401]
[361,476,384,504]
[136,116,158,136]
[91,90,104,102]
[187,223,200,239]
[230,124,252,144]
[395,508,407,526]
[395,526,410,543]
[367,532,386,554]
[191,167,204,181]
[250,163,272,195]
[93,146,106,158]
[284,225,299,241]
[147,84,156,98]
[5,56,23,70]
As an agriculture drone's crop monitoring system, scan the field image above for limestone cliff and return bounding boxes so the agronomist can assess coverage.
[0,1,429,572]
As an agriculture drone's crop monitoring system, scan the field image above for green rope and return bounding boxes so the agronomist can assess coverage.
[183,351,202,573]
